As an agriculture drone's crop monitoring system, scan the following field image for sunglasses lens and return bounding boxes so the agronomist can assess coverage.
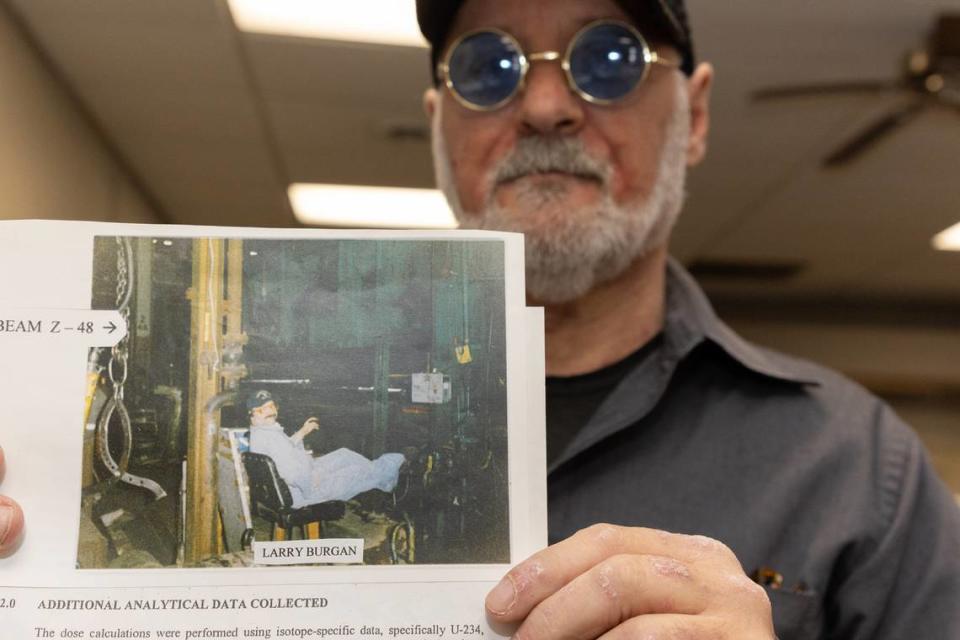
[569,23,647,101]
[447,31,523,108]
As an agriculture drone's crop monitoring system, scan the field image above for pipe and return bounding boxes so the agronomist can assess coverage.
[204,390,238,437]
[154,384,183,460]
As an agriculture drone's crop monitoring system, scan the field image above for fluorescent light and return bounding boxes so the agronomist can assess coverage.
[227,0,426,47]
[289,184,457,229]
[932,222,960,251]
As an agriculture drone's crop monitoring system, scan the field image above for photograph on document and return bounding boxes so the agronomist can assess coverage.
[77,235,509,568]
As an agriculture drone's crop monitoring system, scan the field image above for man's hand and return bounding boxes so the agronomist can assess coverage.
[486,524,774,639]
[0,445,25,558]
[291,417,320,443]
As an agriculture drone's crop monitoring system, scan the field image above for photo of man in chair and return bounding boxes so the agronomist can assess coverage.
[247,389,406,509]
[76,235,511,569]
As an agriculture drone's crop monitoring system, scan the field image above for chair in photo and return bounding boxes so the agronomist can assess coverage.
[241,451,346,541]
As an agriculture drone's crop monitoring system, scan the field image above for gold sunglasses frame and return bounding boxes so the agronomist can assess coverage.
[437,19,679,111]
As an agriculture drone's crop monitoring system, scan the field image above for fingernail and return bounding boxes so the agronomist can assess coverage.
[0,505,12,548]
[486,575,517,615]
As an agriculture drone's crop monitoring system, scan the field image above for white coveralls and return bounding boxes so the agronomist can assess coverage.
[249,423,404,507]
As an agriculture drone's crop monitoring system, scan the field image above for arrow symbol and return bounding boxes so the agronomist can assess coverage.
[103,321,117,334]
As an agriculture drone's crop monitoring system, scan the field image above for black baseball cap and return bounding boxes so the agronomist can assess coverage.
[246,389,275,412]
[416,0,696,80]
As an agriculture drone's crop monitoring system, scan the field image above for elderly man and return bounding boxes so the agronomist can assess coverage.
[417,0,960,638]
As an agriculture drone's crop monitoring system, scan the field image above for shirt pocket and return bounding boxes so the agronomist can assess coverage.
[768,588,823,640]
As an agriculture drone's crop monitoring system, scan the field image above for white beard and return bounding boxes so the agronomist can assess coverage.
[432,76,690,304]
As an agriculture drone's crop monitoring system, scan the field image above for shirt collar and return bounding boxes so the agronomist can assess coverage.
[665,257,819,386]
[252,422,285,432]
[547,258,821,473]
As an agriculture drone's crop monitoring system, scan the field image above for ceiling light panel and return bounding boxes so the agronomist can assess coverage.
[227,0,426,47]
[289,184,457,229]
[932,222,960,251]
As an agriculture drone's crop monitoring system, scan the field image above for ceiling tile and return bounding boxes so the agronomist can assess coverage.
[245,35,430,112]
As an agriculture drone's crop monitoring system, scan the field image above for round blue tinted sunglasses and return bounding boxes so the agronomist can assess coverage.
[438,20,679,111]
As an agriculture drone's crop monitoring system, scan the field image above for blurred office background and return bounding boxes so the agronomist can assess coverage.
[0,0,958,493]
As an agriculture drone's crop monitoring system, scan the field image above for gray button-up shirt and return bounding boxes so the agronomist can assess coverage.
[547,260,960,640]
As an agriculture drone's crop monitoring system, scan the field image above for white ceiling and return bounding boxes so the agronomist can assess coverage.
[6,0,960,304]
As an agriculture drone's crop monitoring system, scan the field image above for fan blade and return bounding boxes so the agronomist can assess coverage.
[931,14,960,59]
[823,100,925,167]
[751,80,902,101]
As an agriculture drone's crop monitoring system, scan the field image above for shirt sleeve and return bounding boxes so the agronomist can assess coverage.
[252,429,313,494]
[826,403,960,639]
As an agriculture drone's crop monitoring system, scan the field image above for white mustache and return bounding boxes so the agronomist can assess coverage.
[493,136,609,185]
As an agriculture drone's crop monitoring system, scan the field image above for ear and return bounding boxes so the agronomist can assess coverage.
[685,63,714,167]
[423,87,439,119]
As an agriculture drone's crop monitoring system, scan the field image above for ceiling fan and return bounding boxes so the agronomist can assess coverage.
[751,13,960,168]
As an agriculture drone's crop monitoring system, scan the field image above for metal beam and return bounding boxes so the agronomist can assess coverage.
[185,238,226,564]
